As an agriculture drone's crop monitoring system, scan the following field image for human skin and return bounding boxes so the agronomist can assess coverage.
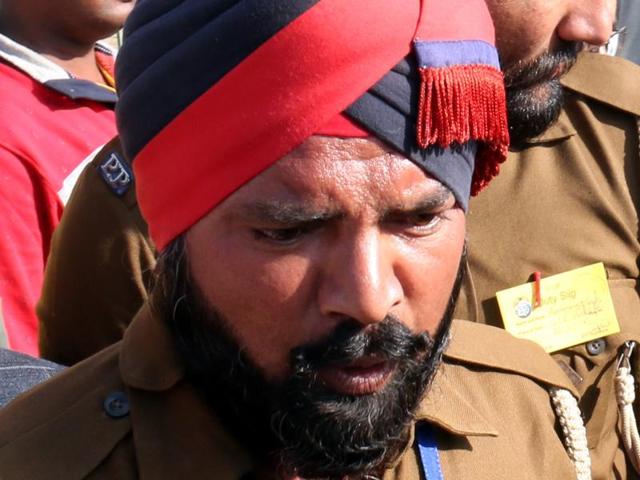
[186,136,466,391]
[486,0,617,68]
[0,0,135,82]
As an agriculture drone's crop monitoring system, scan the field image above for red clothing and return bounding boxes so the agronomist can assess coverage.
[0,51,116,355]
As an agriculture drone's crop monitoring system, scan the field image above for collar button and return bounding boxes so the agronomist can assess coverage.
[586,338,607,356]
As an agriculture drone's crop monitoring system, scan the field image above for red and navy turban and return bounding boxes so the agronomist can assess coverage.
[116,0,508,251]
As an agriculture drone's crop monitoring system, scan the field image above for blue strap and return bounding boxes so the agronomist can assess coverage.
[416,423,444,480]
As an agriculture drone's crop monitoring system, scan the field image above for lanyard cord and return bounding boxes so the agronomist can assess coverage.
[416,424,444,480]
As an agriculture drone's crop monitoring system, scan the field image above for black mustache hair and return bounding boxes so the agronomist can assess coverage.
[503,41,582,144]
[504,41,581,90]
[291,315,431,373]
[152,237,464,479]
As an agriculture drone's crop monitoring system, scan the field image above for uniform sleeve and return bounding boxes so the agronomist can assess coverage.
[38,157,156,366]
[0,147,60,356]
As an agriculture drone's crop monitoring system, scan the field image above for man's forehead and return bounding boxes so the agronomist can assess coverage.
[228,180,453,224]
[276,135,416,172]
[289,135,396,158]
[219,138,450,214]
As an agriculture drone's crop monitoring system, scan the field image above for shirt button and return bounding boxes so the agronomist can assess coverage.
[103,390,130,419]
[586,338,606,356]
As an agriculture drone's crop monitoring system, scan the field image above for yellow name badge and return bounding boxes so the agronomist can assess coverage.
[496,263,620,353]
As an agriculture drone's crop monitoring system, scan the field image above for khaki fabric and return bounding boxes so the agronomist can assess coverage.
[37,137,156,365]
[0,304,578,479]
[455,52,640,479]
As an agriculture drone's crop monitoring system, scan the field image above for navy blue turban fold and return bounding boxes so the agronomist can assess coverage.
[345,58,478,212]
[115,0,508,250]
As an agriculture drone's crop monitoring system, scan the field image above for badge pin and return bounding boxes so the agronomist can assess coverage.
[514,299,533,319]
[98,152,132,196]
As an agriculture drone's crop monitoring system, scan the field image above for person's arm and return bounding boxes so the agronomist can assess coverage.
[38,141,156,365]
[0,147,60,356]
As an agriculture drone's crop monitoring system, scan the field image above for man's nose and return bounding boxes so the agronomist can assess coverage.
[557,0,616,46]
[317,231,403,326]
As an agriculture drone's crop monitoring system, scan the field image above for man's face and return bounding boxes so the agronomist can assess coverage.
[485,0,616,142]
[171,135,465,477]
[486,0,616,69]
[186,136,465,383]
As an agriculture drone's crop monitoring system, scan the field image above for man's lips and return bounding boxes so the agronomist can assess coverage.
[317,357,395,396]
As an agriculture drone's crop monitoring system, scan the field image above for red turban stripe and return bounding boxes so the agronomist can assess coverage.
[134,0,419,250]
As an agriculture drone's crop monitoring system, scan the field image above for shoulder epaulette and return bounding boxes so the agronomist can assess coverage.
[96,146,134,197]
[561,52,640,117]
[445,320,578,396]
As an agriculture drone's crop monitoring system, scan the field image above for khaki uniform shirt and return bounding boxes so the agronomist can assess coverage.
[1,305,578,479]
[37,137,156,365]
[455,52,640,479]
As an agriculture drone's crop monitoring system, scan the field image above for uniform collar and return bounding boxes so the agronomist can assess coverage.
[445,320,579,397]
[0,32,117,104]
[561,51,640,117]
[378,363,500,470]
[414,368,498,437]
[119,302,185,391]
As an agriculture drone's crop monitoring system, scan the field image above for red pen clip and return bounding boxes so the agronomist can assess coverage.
[533,271,542,308]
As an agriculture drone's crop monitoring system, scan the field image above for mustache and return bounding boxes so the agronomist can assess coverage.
[291,316,431,374]
[289,255,466,380]
[504,41,582,90]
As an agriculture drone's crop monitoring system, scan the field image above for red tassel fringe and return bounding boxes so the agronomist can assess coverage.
[417,65,509,195]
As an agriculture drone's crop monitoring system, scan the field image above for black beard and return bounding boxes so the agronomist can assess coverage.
[503,42,581,145]
[154,240,464,480]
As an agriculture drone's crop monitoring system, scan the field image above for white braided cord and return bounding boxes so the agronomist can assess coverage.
[550,387,592,480]
[615,341,640,474]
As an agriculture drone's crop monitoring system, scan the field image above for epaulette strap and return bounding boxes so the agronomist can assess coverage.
[550,387,591,480]
[446,321,579,395]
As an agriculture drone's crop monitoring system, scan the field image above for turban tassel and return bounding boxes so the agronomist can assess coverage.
[417,64,508,194]
[415,42,509,196]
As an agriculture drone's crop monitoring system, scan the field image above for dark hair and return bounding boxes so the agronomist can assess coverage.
[504,41,581,145]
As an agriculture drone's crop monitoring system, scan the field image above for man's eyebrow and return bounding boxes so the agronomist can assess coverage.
[383,186,453,216]
[238,201,342,224]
